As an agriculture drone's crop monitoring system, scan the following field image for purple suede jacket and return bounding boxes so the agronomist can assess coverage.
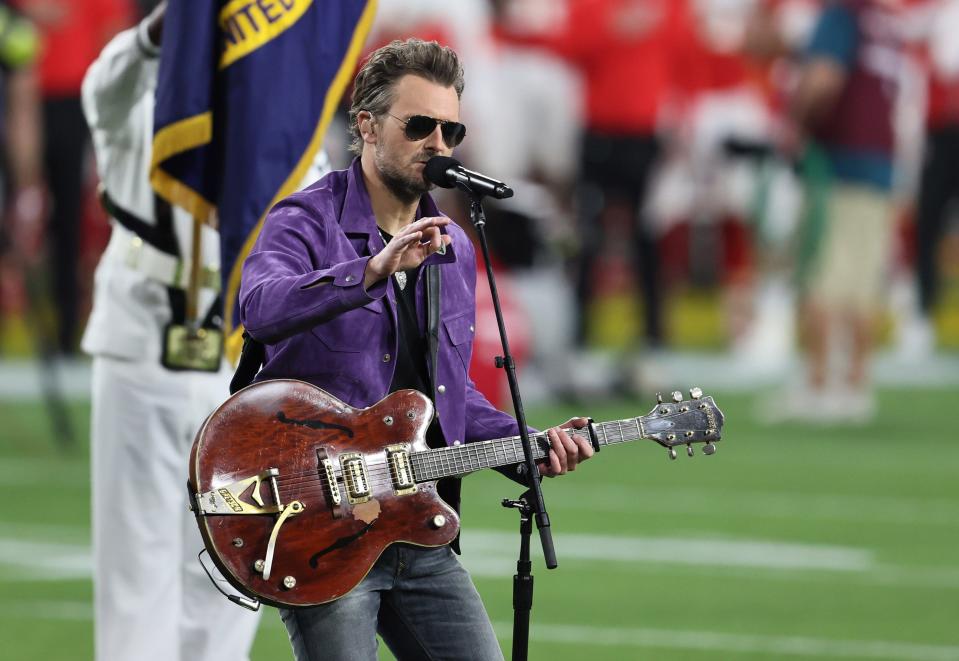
[239,158,521,449]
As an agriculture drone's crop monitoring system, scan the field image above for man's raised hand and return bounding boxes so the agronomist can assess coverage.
[364,216,452,288]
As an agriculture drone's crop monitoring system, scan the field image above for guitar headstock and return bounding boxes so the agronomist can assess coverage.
[642,388,724,460]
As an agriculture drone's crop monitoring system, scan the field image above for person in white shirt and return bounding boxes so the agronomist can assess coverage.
[82,3,329,658]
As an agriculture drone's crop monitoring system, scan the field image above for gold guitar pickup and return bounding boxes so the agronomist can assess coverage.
[386,444,417,496]
[340,453,371,505]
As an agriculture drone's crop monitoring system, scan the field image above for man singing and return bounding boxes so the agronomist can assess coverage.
[239,38,592,660]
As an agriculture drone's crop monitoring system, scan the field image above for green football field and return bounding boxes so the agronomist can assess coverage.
[2,387,958,661]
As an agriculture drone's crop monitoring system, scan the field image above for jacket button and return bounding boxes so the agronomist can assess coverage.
[437,384,446,394]
[453,440,461,446]
[382,354,391,362]
[469,325,474,332]
[344,274,354,283]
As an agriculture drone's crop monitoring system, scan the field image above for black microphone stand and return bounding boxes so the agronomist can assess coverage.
[461,188,556,661]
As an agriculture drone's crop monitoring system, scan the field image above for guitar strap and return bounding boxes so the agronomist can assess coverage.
[425,262,464,552]
[230,330,265,394]
[425,263,441,391]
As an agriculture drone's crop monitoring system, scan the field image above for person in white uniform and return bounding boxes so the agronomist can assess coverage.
[81,3,329,659]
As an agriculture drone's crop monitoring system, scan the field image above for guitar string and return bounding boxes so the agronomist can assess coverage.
[221,417,678,506]
[271,440,555,492]
[272,425,644,503]
[271,438,544,499]
[267,421,634,487]
[269,431,561,486]
[272,439,565,503]
[263,422,643,495]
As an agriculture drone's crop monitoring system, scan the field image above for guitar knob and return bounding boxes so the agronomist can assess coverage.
[690,387,702,400]
[283,576,296,589]
[253,559,265,574]
[671,391,683,403]
[668,448,677,460]
[431,515,446,529]
[703,442,716,455]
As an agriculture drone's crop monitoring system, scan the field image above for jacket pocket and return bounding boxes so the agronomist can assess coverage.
[443,312,474,369]
[310,305,379,352]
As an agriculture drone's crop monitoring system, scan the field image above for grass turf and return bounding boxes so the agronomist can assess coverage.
[1,386,956,660]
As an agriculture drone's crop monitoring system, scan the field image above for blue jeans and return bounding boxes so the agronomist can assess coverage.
[279,544,505,661]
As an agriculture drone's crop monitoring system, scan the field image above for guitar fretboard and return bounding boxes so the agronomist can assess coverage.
[409,417,645,481]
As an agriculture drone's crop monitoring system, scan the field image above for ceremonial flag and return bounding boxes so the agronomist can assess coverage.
[150,0,377,361]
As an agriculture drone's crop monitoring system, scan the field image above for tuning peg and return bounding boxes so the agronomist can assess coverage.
[668,448,677,460]
[689,387,702,400]
[686,445,694,457]
[671,391,683,403]
[656,392,664,404]
[703,442,716,455]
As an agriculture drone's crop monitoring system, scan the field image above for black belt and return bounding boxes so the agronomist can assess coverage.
[99,188,179,257]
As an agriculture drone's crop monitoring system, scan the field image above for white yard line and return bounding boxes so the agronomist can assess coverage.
[0,539,91,581]
[463,530,874,572]
[4,529,959,589]
[493,622,959,661]
[539,485,959,528]
[1,599,956,661]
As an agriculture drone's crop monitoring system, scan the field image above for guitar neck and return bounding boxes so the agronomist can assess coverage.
[409,417,646,482]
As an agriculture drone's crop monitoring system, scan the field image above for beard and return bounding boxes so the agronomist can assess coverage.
[375,144,435,205]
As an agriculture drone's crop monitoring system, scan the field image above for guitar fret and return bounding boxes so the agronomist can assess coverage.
[445,447,455,476]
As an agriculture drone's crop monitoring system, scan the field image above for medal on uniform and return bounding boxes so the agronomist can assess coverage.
[161,216,223,372]
[162,324,224,372]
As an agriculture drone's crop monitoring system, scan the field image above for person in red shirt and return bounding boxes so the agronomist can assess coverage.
[12,0,133,355]
[499,0,690,355]
[901,0,958,355]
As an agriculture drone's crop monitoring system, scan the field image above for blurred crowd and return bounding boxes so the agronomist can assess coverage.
[1,0,958,423]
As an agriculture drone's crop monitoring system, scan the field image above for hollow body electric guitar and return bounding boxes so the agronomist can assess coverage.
[189,379,724,608]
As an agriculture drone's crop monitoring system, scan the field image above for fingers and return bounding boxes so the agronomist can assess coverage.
[420,224,445,253]
[538,421,594,477]
[563,417,594,467]
[550,427,569,474]
[403,216,450,237]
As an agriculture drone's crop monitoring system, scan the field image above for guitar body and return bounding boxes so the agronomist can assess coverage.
[189,379,459,608]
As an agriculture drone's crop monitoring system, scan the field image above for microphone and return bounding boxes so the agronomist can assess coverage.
[424,156,514,199]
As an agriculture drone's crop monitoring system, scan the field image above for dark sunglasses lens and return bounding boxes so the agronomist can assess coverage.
[404,115,438,141]
[404,116,466,147]
[441,122,466,147]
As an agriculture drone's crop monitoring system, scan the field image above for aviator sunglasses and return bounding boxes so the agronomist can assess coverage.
[386,113,466,148]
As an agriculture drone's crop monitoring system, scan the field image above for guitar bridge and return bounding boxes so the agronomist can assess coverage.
[194,468,282,516]
[316,447,344,519]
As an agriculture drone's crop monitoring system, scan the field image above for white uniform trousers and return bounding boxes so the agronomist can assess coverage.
[91,355,260,661]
